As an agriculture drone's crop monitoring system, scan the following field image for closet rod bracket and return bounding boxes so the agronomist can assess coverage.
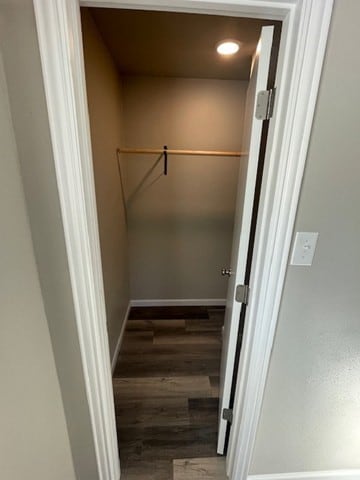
[163,145,168,176]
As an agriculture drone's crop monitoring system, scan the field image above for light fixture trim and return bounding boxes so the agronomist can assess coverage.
[216,39,241,56]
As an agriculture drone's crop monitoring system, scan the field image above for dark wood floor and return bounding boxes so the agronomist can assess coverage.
[113,306,225,479]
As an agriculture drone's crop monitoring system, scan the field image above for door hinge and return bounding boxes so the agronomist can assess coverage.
[255,88,276,120]
[222,408,233,424]
[235,284,250,304]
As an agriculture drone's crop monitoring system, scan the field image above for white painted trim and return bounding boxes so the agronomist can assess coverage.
[79,0,291,20]
[32,2,120,480]
[111,302,131,373]
[130,299,226,307]
[227,2,334,479]
[248,470,360,480]
[32,1,334,480]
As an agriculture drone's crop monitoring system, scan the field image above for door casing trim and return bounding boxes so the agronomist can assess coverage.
[32,1,334,479]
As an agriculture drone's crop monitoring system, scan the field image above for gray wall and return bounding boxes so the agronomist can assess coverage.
[0,1,99,478]
[250,0,360,473]
[82,8,130,358]
[0,50,76,480]
[81,11,247,305]
[122,76,247,301]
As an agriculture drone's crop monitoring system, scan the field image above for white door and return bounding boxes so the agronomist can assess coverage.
[217,26,274,454]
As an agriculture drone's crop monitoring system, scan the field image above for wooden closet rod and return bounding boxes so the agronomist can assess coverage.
[118,147,244,157]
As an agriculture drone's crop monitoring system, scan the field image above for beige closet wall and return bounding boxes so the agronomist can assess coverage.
[250,0,360,473]
[122,76,247,301]
[82,9,130,358]
[0,50,76,480]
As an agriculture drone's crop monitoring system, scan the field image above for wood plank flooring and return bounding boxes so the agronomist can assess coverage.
[113,306,227,479]
[173,457,226,480]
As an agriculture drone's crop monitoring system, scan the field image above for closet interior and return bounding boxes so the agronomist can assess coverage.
[80,7,278,479]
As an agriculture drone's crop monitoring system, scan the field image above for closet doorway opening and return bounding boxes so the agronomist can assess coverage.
[81,7,280,479]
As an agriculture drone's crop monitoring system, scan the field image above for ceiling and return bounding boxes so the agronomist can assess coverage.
[88,8,280,81]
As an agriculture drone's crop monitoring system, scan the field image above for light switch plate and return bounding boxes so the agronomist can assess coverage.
[290,232,319,266]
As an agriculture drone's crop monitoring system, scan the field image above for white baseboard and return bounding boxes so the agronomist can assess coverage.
[111,301,131,373]
[130,298,226,307]
[248,470,360,480]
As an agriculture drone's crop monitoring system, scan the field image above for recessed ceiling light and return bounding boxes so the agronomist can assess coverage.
[216,40,241,56]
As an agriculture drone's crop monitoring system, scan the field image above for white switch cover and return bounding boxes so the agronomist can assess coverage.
[290,232,319,266]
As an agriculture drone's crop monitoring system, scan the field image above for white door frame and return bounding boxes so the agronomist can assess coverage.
[32,1,333,479]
